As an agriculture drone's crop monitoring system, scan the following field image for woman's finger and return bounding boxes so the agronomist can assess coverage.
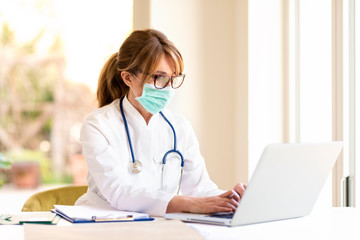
[233,183,247,198]
[219,190,234,198]
[229,189,240,202]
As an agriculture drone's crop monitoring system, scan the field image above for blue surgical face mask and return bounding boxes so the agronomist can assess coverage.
[136,83,175,114]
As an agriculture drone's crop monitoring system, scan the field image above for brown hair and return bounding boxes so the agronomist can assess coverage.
[97,29,184,108]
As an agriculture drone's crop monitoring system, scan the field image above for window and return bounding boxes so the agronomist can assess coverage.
[0,0,132,184]
[250,0,339,209]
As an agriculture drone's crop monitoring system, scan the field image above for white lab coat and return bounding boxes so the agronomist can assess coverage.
[75,96,223,216]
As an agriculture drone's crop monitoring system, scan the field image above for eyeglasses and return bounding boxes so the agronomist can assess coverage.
[138,70,185,89]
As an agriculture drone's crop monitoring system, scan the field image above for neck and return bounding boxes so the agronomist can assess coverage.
[126,93,153,125]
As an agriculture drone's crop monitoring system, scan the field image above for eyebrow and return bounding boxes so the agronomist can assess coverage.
[155,71,175,75]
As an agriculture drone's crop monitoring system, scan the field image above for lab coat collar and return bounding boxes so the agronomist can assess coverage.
[121,96,161,128]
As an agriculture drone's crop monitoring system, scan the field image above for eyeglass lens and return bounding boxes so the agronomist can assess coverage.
[171,76,184,88]
[155,75,184,89]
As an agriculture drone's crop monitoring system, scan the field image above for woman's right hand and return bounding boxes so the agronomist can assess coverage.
[166,190,240,214]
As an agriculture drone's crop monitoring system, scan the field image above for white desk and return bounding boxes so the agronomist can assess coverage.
[188,207,360,240]
[1,216,203,240]
[1,208,359,240]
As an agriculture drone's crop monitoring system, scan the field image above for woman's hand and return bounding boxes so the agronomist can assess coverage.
[166,190,240,214]
[233,182,247,199]
[166,182,248,214]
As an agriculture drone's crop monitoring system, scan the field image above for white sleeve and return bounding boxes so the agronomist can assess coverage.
[81,118,175,217]
[179,121,225,197]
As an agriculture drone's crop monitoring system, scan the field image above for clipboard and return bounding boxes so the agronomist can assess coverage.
[53,205,154,223]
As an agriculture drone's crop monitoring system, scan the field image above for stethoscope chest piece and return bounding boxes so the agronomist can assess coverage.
[128,160,143,174]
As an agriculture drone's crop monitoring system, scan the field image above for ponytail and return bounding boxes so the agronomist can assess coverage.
[96,53,129,108]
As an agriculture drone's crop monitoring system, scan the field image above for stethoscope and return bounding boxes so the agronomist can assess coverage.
[119,96,184,194]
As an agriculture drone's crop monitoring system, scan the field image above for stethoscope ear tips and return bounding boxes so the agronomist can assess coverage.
[128,160,143,174]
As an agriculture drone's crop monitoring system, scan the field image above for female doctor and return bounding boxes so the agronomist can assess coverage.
[75,29,247,216]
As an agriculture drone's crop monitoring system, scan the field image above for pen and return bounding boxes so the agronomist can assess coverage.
[91,215,134,222]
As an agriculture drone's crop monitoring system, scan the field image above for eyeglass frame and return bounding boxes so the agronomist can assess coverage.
[137,70,185,89]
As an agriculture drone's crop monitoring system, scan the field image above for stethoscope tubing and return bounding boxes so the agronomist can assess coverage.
[119,97,136,164]
[159,111,184,167]
[119,96,184,194]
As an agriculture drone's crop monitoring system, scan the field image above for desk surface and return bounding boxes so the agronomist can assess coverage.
[188,207,360,240]
[1,208,359,240]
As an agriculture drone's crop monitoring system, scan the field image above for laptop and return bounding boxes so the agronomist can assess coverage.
[164,142,343,227]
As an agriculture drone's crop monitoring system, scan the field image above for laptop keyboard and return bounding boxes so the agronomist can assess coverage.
[209,212,234,219]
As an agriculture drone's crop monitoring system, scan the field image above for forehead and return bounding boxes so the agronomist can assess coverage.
[155,54,175,75]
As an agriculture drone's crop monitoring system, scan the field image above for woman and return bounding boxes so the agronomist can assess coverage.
[75,29,246,216]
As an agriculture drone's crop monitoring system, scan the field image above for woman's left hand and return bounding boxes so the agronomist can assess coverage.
[232,183,247,201]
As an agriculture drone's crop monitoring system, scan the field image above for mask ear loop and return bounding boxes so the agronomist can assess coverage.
[130,74,141,98]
